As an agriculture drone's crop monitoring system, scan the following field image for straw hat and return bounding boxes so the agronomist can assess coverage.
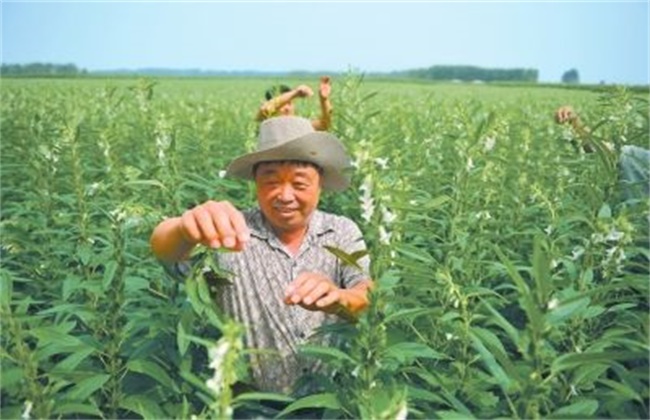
[226,116,352,191]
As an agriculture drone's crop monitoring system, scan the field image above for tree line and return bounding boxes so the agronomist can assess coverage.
[1,62,87,76]
[392,65,539,82]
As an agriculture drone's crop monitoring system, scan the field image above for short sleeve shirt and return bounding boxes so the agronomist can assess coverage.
[167,208,370,393]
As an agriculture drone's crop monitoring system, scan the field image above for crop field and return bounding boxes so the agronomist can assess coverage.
[1,75,648,419]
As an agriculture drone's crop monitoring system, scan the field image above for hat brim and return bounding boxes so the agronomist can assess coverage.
[226,131,352,191]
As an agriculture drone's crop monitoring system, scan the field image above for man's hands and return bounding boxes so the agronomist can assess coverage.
[179,200,251,251]
[555,105,578,125]
[319,76,331,101]
[284,272,371,319]
[293,84,314,98]
[284,272,343,313]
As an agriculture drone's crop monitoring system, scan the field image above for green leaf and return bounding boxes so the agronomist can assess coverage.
[384,307,436,323]
[436,410,476,419]
[552,351,647,375]
[65,374,110,400]
[30,323,85,348]
[52,403,103,417]
[0,367,23,389]
[407,386,447,405]
[598,378,643,402]
[395,244,435,264]
[52,346,95,373]
[299,345,357,365]
[548,399,599,418]
[127,359,178,392]
[0,269,13,308]
[123,179,167,190]
[545,296,590,325]
[120,395,167,419]
[276,393,340,417]
[532,236,551,304]
[494,246,544,335]
[176,320,190,356]
[233,392,294,404]
[469,329,513,391]
[102,260,118,289]
[323,245,368,270]
[597,203,612,219]
[384,342,445,363]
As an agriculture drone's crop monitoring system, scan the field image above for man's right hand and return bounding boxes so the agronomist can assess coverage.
[180,201,250,251]
[151,200,250,262]
[293,85,314,98]
[179,200,251,251]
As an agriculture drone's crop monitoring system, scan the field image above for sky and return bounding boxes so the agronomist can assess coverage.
[1,0,648,84]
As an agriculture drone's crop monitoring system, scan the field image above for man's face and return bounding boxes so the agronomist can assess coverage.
[255,162,321,234]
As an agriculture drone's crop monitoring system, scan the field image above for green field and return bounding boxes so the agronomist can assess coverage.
[1,75,648,419]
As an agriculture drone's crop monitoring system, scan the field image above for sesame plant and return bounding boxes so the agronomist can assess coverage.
[1,76,647,419]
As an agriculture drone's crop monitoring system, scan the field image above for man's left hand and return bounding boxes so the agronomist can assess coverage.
[283,272,344,314]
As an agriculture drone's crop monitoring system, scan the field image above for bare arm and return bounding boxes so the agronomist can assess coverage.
[255,84,314,121]
[311,76,333,131]
[150,200,250,262]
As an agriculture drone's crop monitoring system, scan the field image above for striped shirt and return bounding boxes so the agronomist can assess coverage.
[167,208,370,393]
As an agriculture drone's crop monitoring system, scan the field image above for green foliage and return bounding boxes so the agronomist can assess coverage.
[1,76,648,419]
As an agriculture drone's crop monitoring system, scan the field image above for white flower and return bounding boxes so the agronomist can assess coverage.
[374,157,389,169]
[381,205,397,225]
[205,340,231,395]
[359,177,375,223]
[547,298,559,310]
[483,136,496,152]
[206,376,222,395]
[85,182,101,197]
[208,341,230,370]
[475,210,492,220]
[379,225,392,245]
[571,246,585,260]
[605,227,624,242]
[544,225,553,235]
[590,233,605,244]
[218,170,227,178]
[395,400,408,420]
[21,401,33,420]
[466,157,475,171]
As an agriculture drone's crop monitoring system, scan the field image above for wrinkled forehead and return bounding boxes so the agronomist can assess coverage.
[253,160,324,177]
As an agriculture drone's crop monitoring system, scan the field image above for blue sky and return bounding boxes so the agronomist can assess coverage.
[2,1,648,84]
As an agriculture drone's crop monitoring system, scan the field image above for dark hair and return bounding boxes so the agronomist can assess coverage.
[264,84,291,101]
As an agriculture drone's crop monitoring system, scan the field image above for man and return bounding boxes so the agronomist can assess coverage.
[555,105,649,201]
[150,116,372,394]
[256,76,333,131]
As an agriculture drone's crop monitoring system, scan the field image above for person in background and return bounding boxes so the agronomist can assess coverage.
[555,104,649,201]
[150,115,372,395]
[256,76,333,131]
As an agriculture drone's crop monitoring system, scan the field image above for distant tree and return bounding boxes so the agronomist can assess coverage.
[561,68,580,84]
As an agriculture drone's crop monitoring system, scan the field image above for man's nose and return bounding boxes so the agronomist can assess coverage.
[277,184,295,201]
